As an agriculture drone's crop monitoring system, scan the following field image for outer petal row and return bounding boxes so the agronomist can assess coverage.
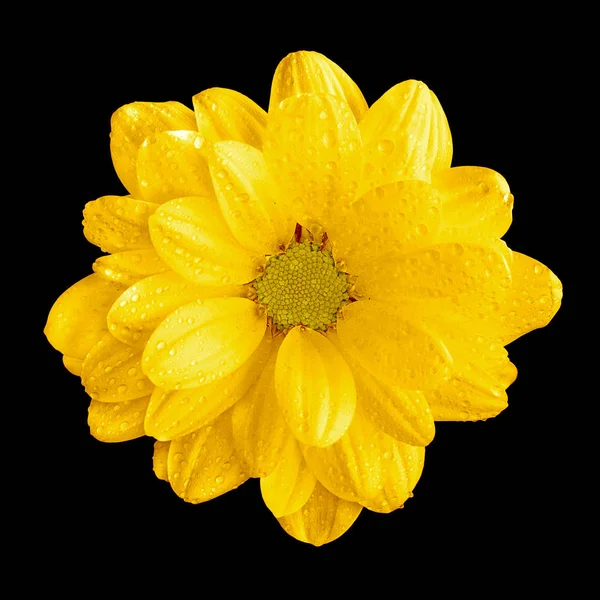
[45,274,125,360]
[193,88,267,150]
[359,80,452,192]
[167,409,248,503]
[303,406,424,512]
[269,50,368,122]
[277,482,362,546]
[83,195,158,254]
[110,102,196,198]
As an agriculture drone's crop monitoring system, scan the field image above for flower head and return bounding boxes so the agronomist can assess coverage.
[44,51,562,545]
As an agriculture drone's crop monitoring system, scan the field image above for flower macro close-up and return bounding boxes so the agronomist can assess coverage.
[43,50,562,546]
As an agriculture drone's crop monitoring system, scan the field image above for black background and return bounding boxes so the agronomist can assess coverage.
[35,26,575,579]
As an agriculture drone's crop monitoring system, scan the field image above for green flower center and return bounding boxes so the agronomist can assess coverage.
[254,240,350,331]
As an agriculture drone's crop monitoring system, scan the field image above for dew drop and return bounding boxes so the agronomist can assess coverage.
[377,139,395,154]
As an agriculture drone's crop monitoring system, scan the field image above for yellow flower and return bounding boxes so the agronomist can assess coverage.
[44,51,562,546]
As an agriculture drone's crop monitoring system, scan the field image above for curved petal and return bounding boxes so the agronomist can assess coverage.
[329,180,442,274]
[88,395,150,442]
[423,316,513,421]
[167,409,248,503]
[304,406,425,512]
[277,481,362,546]
[302,409,385,502]
[44,274,125,359]
[83,195,159,253]
[107,271,247,348]
[193,88,267,149]
[62,356,82,376]
[359,80,452,193]
[337,301,452,390]
[149,196,259,286]
[144,329,273,441]
[360,442,425,513]
[269,50,368,122]
[355,241,512,322]
[275,327,356,447]
[264,93,361,229]
[110,101,197,197]
[136,130,213,204]
[260,436,317,518]
[210,140,294,255]
[153,441,170,482]
[92,248,169,287]
[425,363,510,421]
[491,359,518,389]
[330,330,434,445]
[430,314,509,372]
[81,333,153,402]
[484,252,562,344]
[433,166,513,239]
[142,297,267,389]
[231,336,291,477]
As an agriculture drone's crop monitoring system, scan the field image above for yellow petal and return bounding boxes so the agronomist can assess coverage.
[81,333,154,402]
[360,441,425,514]
[263,93,361,229]
[145,329,273,441]
[167,409,248,503]
[330,331,434,445]
[355,241,512,322]
[485,252,562,344]
[277,481,362,546]
[337,301,452,390]
[153,441,170,482]
[107,271,246,348]
[302,409,386,502]
[491,359,518,389]
[328,180,442,274]
[304,406,425,512]
[423,317,512,421]
[431,314,509,372]
[210,140,294,255]
[231,336,291,477]
[82,195,159,253]
[88,395,150,442]
[269,51,368,123]
[136,130,213,204]
[62,356,82,376]
[433,166,513,239]
[260,436,317,518]
[425,363,509,421]
[275,327,356,447]
[149,196,259,286]
[142,297,267,389]
[359,80,452,193]
[45,274,125,359]
[110,101,197,197]
[92,248,169,287]
[193,88,267,149]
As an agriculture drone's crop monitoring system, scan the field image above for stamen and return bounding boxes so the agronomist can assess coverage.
[253,239,350,331]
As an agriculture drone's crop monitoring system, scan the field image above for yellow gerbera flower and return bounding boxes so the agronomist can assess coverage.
[44,50,562,546]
